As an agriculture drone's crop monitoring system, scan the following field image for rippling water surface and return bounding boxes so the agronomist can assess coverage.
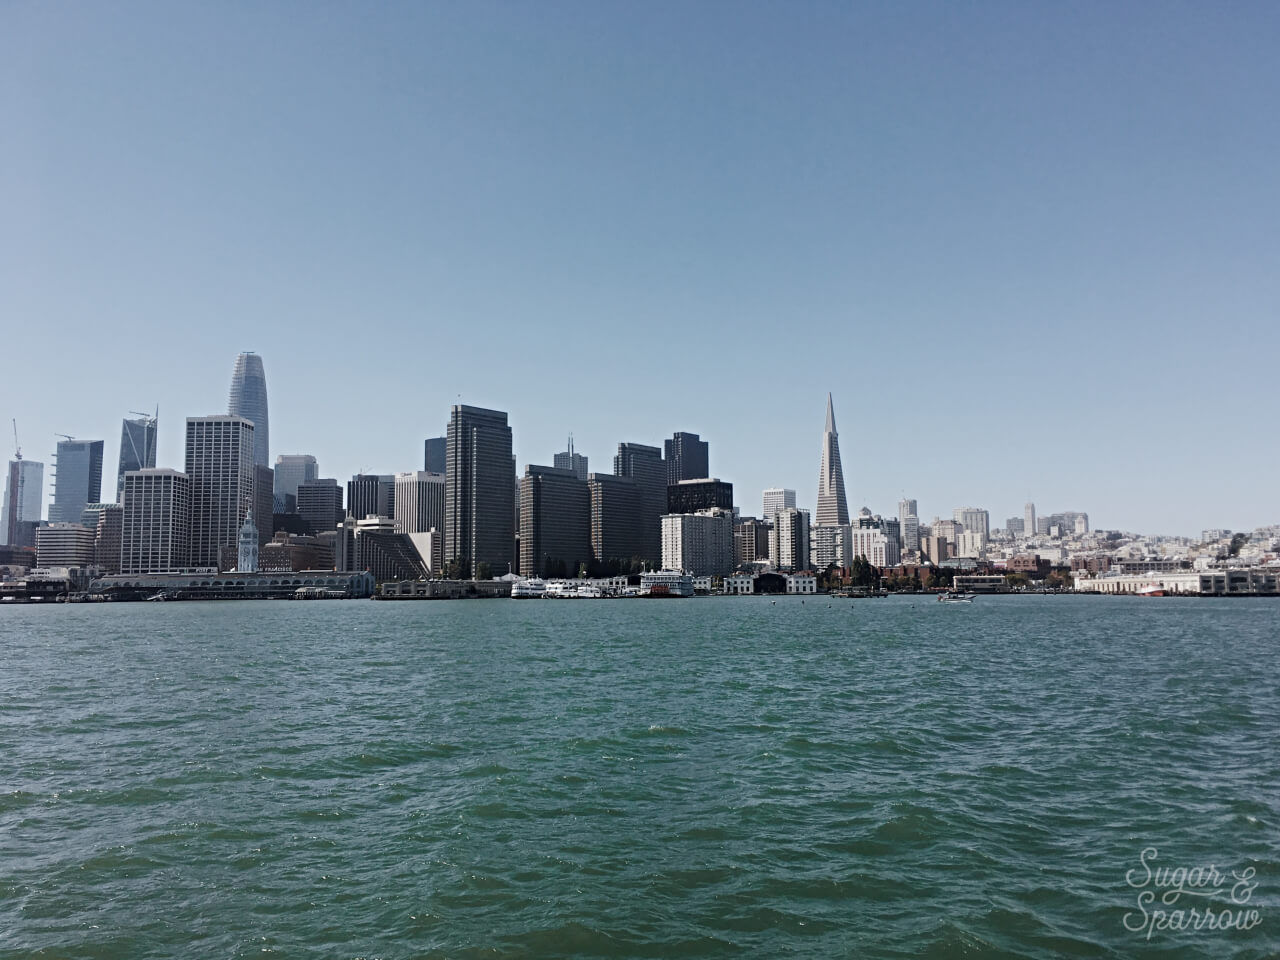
[1,596,1277,958]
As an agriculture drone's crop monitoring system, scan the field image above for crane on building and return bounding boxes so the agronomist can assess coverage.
[11,419,20,460]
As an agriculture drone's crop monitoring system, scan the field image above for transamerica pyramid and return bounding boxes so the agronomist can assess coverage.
[815,393,850,526]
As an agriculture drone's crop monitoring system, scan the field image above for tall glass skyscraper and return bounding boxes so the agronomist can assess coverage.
[228,352,270,469]
[49,439,104,524]
[1,458,43,546]
[116,413,158,498]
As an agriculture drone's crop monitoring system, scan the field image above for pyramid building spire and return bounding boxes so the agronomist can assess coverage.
[815,393,850,526]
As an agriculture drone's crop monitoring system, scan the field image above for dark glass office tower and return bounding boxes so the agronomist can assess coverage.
[664,431,708,484]
[445,405,515,578]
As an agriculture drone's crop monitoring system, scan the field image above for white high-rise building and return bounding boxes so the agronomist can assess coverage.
[954,531,987,560]
[394,471,446,535]
[661,509,734,577]
[185,416,255,571]
[769,507,811,572]
[847,525,901,568]
[1024,502,1036,540]
[762,487,796,521]
[121,468,190,574]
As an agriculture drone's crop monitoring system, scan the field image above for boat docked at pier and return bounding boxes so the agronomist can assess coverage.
[511,578,547,599]
[639,570,694,598]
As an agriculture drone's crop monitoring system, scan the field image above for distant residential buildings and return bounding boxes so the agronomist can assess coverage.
[814,394,850,526]
[227,352,270,469]
[664,432,708,485]
[121,468,191,574]
[49,439,104,524]
[116,413,157,499]
[445,405,515,578]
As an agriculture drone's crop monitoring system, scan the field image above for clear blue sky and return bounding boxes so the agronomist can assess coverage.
[3,1,1277,536]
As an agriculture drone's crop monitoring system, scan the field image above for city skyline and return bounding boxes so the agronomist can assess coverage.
[4,5,1278,536]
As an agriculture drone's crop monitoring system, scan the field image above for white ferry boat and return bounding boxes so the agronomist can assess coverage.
[639,570,695,598]
[511,578,547,599]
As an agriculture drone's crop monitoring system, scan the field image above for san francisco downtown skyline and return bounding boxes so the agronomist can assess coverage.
[3,2,1277,537]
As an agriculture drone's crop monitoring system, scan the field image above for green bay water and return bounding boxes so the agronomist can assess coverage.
[1,596,1276,959]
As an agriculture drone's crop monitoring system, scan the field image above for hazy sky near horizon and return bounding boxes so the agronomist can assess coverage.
[3,1,1277,537]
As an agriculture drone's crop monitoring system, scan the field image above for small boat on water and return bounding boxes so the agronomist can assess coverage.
[937,592,975,603]
[1137,584,1166,597]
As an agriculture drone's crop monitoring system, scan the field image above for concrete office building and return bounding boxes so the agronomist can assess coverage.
[588,473,645,568]
[92,503,123,574]
[116,413,157,499]
[520,465,591,579]
[661,509,734,577]
[185,416,255,571]
[614,442,666,565]
[36,523,97,568]
[227,352,270,468]
[734,516,771,568]
[121,468,191,574]
[445,405,515,578]
[664,432,709,484]
[49,439,104,524]
[394,471,445,535]
[347,474,395,521]
[298,479,343,535]
[762,488,796,520]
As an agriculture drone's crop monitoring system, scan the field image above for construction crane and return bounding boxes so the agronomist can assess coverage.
[11,419,19,460]
[55,433,75,442]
